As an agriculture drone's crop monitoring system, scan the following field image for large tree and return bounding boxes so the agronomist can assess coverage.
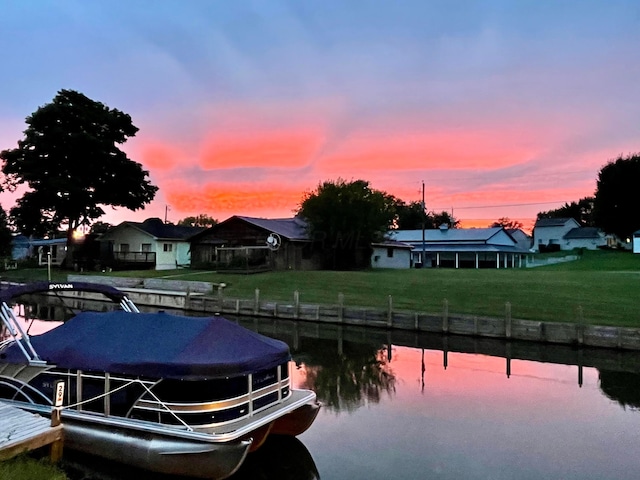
[298,179,397,269]
[431,210,460,229]
[1,89,158,262]
[537,196,595,227]
[593,153,640,239]
[394,200,433,230]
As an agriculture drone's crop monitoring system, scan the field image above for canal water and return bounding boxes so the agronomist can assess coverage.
[9,301,640,479]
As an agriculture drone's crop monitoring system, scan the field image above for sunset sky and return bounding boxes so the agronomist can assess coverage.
[1,1,639,231]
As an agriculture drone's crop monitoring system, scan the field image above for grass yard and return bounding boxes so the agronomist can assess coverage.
[3,250,639,327]
[0,456,67,480]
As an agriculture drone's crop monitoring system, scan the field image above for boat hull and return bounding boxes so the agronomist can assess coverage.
[64,420,252,479]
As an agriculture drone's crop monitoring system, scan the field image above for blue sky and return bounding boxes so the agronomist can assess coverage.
[1,1,639,229]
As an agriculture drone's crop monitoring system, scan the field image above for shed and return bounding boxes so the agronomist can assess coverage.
[371,241,413,269]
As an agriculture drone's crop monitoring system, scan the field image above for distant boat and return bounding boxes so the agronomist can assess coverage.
[0,282,320,479]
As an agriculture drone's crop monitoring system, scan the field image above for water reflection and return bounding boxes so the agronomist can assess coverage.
[294,339,396,412]
[236,318,640,413]
[599,370,640,410]
[10,297,640,479]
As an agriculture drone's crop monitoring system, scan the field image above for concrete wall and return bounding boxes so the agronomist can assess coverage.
[67,275,214,294]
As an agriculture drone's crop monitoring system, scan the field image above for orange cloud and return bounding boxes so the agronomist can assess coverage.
[318,127,547,172]
[136,141,183,170]
[199,128,324,169]
[163,181,306,218]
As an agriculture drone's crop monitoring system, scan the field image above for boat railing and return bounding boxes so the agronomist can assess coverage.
[0,281,139,363]
[0,302,45,365]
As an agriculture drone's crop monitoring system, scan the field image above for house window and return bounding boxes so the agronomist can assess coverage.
[120,244,130,253]
[387,248,394,258]
[163,243,173,252]
[141,243,151,252]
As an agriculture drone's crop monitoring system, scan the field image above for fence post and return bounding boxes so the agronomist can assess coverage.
[505,302,512,339]
[338,293,344,323]
[294,290,300,319]
[442,298,449,333]
[254,288,260,315]
[387,295,393,328]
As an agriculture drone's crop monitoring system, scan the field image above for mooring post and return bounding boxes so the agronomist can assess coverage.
[50,380,65,462]
[254,288,260,315]
[505,302,512,339]
[442,298,449,333]
[576,305,584,345]
[387,295,393,327]
[217,284,224,309]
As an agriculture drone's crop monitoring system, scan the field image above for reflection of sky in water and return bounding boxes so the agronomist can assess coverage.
[2,306,62,338]
[297,347,640,480]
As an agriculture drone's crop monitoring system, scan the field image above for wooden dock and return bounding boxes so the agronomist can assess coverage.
[0,401,63,461]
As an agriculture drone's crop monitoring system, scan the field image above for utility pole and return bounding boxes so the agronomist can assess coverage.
[421,181,426,267]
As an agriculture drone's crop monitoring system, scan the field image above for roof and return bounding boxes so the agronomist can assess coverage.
[229,215,309,241]
[534,218,579,228]
[563,227,603,239]
[371,240,414,250]
[3,311,291,380]
[390,227,504,243]
[104,218,206,241]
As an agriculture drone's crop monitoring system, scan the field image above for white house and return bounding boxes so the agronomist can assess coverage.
[507,228,532,252]
[533,218,581,251]
[562,227,606,250]
[388,225,527,269]
[371,241,413,269]
[533,218,608,251]
[100,218,205,270]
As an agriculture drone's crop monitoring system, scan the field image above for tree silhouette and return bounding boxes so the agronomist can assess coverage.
[593,153,640,239]
[1,89,158,264]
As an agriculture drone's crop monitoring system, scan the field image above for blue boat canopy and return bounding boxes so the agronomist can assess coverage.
[3,312,291,380]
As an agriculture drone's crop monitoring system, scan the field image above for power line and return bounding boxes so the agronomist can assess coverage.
[431,200,570,211]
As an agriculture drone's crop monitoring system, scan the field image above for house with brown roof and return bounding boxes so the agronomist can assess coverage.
[189,215,322,271]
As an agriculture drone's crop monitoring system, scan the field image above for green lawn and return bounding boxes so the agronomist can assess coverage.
[3,250,639,327]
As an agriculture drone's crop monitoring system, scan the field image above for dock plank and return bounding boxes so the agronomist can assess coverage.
[0,401,63,461]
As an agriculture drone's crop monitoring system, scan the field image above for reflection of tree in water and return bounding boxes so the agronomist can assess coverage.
[599,370,640,410]
[295,339,396,413]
